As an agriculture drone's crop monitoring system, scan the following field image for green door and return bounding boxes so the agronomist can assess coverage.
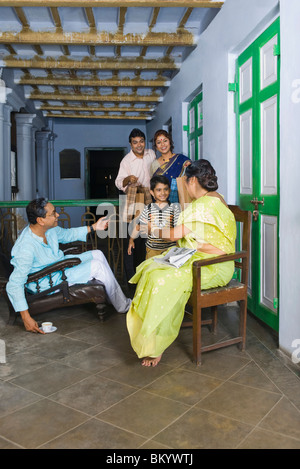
[188,91,203,160]
[236,18,280,331]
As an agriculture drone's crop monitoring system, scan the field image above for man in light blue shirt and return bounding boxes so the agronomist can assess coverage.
[6,198,131,333]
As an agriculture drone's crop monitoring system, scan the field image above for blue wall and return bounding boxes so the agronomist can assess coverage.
[52,118,150,201]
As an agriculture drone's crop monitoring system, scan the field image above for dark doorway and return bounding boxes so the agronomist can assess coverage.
[85,147,126,199]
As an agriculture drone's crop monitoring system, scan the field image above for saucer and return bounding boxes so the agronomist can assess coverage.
[40,326,57,334]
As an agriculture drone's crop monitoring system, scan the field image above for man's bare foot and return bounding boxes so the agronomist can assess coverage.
[141,355,162,367]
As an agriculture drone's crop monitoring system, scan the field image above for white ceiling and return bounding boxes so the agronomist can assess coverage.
[0,1,223,121]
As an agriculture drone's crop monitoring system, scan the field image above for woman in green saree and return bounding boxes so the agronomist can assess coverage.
[126,159,236,366]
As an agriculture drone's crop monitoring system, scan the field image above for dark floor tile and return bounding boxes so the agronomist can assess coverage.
[98,390,189,439]
[10,362,90,397]
[160,341,193,367]
[57,304,102,323]
[145,368,223,405]
[50,374,138,415]
[1,302,300,450]
[0,435,21,449]
[258,397,300,440]
[100,356,173,388]
[99,332,138,356]
[139,439,171,449]
[40,418,146,449]
[26,333,92,360]
[66,317,129,348]
[45,316,94,335]
[229,361,280,393]
[0,351,53,381]
[61,344,134,373]
[154,407,253,449]
[0,324,44,355]
[182,349,251,380]
[0,399,88,449]
[0,380,41,418]
[246,312,279,352]
[246,338,300,410]
[239,428,300,449]
[177,319,231,348]
[65,324,118,346]
[197,381,281,426]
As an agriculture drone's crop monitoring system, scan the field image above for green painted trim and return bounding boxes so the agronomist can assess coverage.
[187,90,203,160]
[228,82,238,92]
[0,199,120,208]
[236,17,280,332]
[273,44,280,56]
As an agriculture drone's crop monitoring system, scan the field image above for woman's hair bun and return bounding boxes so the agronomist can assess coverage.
[204,174,218,190]
[185,159,218,191]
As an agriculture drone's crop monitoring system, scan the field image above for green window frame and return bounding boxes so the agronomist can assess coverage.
[187,91,203,160]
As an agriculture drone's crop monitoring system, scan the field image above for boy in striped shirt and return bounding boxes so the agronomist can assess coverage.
[128,175,181,260]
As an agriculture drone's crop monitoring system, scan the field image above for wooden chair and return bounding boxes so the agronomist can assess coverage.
[0,256,108,325]
[182,205,251,365]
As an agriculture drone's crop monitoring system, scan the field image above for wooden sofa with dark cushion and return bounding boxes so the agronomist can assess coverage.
[0,254,108,325]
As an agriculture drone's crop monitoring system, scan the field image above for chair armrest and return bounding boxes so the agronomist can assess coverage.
[192,250,248,269]
[27,257,81,283]
[63,246,82,255]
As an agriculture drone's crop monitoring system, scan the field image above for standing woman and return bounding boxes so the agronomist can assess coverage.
[127,159,236,367]
[151,129,190,203]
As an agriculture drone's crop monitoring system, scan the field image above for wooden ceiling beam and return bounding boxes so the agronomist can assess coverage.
[18,77,170,87]
[28,92,162,102]
[1,57,178,70]
[13,7,30,29]
[43,112,152,120]
[0,1,223,8]
[0,30,194,47]
[39,104,155,112]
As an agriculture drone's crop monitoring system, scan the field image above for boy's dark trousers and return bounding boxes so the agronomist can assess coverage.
[123,226,146,282]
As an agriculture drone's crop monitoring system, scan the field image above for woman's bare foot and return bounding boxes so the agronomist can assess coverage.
[141,355,162,367]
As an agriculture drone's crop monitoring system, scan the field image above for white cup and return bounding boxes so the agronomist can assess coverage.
[42,322,53,333]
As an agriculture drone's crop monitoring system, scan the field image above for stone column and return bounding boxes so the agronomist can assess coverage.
[15,113,36,202]
[0,103,5,201]
[3,104,13,201]
[0,103,13,201]
[36,130,51,198]
[48,131,57,200]
[32,125,38,198]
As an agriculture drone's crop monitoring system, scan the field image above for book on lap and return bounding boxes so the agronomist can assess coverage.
[154,247,196,268]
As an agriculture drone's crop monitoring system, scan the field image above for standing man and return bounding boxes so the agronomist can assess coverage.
[115,128,156,281]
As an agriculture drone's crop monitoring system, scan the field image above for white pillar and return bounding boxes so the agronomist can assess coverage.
[3,104,13,200]
[36,130,51,198]
[15,113,36,201]
[0,102,13,200]
[32,125,38,197]
[0,103,5,200]
[48,131,57,200]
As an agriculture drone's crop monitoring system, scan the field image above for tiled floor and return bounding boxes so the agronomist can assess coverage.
[0,295,300,449]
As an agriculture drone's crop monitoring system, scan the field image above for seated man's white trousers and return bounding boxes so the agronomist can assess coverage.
[89,250,131,313]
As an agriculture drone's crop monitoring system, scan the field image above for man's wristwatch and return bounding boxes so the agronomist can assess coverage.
[90,225,95,234]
